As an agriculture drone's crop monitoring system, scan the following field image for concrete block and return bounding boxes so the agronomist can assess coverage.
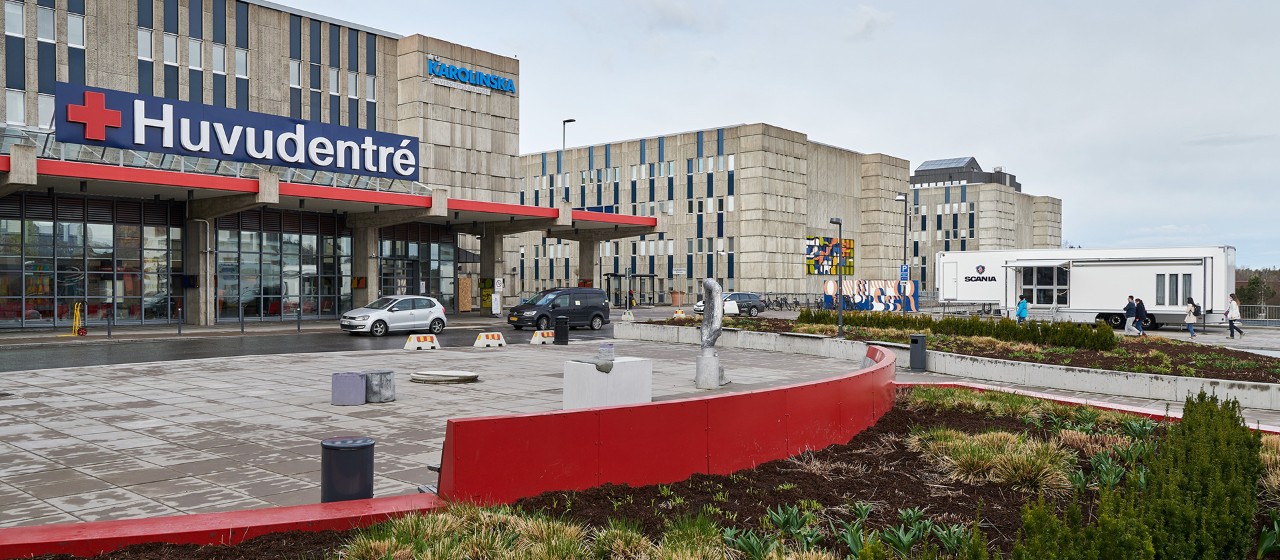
[563,357,653,410]
[331,372,366,406]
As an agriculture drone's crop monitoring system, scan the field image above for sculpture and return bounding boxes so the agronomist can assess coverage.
[695,278,731,389]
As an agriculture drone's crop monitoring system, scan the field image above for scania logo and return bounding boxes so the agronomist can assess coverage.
[975,265,986,274]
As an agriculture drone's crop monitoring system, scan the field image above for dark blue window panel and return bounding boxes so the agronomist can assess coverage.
[716,128,724,155]
[289,88,302,118]
[961,185,967,203]
[348,29,358,71]
[913,241,919,257]
[649,255,655,274]
[212,0,226,43]
[68,48,85,85]
[667,177,673,201]
[613,183,619,206]
[38,42,56,94]
[630,256,636,275]
[707,258,713,279]
[534,260,539,280]
[540,152,546,176]
[37,0,54,8]
[945,240,951,252]
[235,2,248,48]
[961,239,966,251]
[549,259,554,280]
[658,137,665,161]
[309,91,321,121]
[366,101,375,130]
[640,139,646,164]
[556,151,561,174]
[667,255,673,279]
[944,186,951,204]
[533,190,539,206]
[164,0,178,33]
[706,173,713,197]
[687,255,693,279]
[212,73,226,106]
[366,34,376,74]
[349,98,358,127]
[188,69,202,103]
[596,187,602,206]
[696,215,703,238]
[309,63,320,87]
[547,176,554,206]
[630,181,636,204]
[716,213,723,237]
[648,179,654,201]
[614,256,620,274]
[687,158,692,174]
[588,146,594,170]
[952,214,958,230]
[936,215,942,230]
[138,0,153,28]
[696,131,704,158]
[914,189,919,205]
[69,0,86,13]
[921,215,927,231]
[579,185,585,206]
[309,20,321,61]
[235,77,248,109]
[137,60,153,96]
[727,254,734,278]
[658,232,664,240]
[519,192,525,205]
[329,94,340,124]
[163,64,178,99]
[727,171,734,195]
[289,15,301,59]
[686,176,693,199]
[604,144,611,168]
[519,259,524,280]
[6,37,25,89]
[329,24,341,67]
[189,0,203,39]
[563,185,569,202]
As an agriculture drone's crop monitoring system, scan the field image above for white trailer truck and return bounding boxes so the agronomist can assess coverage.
[935,246,1236,330]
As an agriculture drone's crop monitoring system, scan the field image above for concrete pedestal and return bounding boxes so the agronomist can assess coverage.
[331,372,367,406]
[695,352,730,389]
[563,357,653,410]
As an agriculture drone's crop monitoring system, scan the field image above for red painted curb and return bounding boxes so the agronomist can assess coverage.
[0,494,443,559]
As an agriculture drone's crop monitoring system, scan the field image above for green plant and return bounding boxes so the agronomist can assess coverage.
[1119,417,1158,440]
[881,524,922,557]
[933,523,970,554]
[831,519,866,555]
[1068,468,1090,492]
[765,503,813,537]
[722,527,778,560]
[1259,510,1280,559]
[851,501,876,525]
[1091,452,1125,490]
[591,518,652,559]
[775,482,797,491]
[660,512,724,554]
[897,506,926,526]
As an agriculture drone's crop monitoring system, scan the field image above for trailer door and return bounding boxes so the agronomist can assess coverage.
[942,261,958,300]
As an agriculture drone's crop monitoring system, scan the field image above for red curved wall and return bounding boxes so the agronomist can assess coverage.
[438,345,897,504]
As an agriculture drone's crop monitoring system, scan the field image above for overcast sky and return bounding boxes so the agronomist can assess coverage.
[288,0,1279,268]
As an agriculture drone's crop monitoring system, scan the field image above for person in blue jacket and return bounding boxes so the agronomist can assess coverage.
[1134,298,1149,337]
[1016,294,1028,325]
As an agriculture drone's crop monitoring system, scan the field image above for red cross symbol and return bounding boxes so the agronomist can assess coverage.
[66,91,122,141]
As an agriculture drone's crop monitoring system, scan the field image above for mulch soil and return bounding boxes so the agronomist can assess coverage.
[25,529,355,560]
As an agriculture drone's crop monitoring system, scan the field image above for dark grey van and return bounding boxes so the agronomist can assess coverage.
[507,288,610,331]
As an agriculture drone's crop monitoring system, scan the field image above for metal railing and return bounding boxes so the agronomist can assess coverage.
[1240,305,1280,327]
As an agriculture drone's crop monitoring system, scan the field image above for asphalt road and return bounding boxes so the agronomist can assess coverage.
[0,324,615,372]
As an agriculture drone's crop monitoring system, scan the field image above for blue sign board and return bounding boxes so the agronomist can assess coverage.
[900,264,910,281]
[54,82,420,181]
[427,59,516,94]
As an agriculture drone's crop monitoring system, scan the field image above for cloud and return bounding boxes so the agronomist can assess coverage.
[1183,132,1276,147]
[844,5,893,41]
[627,0,724,33]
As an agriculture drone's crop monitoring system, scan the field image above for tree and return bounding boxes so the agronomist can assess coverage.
[1237,275,1277,306]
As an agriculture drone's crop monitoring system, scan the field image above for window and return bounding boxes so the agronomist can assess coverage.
[37,6,55,41]
[234,48,248,77]
[68,14,85,47]
[188,38,202,69]
[347,71,357,98]
[5,89,24,125]
[163,33,178,65]
[1168,272,1179,305]
[37,94,53,129]
[328,67,339,94]
[1183,274,1192,305]
[138,29,153,60]
[1156,274,1166,306]
[288,60,301,87]
[212,44,225,73]
[4,2,22,36]
[365,76,375,100]
[1022,265,1069,305]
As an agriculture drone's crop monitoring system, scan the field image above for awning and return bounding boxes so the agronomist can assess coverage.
[1002,259,1070,268]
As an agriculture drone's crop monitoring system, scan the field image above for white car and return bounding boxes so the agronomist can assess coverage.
[340,296,448,337]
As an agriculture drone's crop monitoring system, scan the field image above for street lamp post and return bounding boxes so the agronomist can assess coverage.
[829,217,844,338]
[894,193,908,313]
[561,119,575,202]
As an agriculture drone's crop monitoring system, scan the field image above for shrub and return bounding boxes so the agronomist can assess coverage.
[795,310,1115,350]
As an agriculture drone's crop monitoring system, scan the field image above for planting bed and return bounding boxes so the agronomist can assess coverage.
[25,529,354,560]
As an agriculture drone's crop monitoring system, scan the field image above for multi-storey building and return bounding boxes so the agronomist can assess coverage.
[509,124,912,305]
[907,157,1062,290]
[0,0,652,329]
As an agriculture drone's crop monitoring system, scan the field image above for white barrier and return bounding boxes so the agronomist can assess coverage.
[404,334,441,350]
[473,332,508,348]
[673,310,686,319]
[530,330,555,344]
[621,310,636,322]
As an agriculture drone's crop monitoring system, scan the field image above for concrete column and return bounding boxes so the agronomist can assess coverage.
[577,239,599,288]
[478,233,504,281]
[352,226,378,307]
[0,144,38,198]
[183,218,217,326]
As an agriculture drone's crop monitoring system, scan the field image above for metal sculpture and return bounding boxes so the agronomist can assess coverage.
[695,278,731,389]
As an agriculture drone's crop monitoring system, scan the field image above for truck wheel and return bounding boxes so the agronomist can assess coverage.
[1104,314,1124,329]
[536,316,551,331]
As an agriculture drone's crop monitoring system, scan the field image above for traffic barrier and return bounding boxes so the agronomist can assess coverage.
[530,330,555,345]
[672,309,686,319]
[403,334,441,350]
[621,310,636,322]
[473,332,507,348]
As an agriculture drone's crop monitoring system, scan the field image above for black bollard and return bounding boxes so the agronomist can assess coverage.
[320,436,375,503]
[553,315,569,345]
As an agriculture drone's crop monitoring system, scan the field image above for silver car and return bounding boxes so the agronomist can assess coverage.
[340,296,448,337]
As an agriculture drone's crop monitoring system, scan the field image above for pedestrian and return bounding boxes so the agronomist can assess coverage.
[1184,296,1198,339]
[1226,293,1245,339]
[1016,294,1028,325]
[1123,295,1138,336]
[1134,298,1148,337]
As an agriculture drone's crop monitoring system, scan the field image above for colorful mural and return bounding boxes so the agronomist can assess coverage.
[821,279,919,312]
[806,236,855,275]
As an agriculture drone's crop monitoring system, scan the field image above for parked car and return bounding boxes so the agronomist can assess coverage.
[508,288,609,331]
[341,295,447,336]
[693,292,765,317]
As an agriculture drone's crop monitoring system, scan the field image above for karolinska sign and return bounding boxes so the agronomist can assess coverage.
[426,59,515,94]
[54,82,420,181]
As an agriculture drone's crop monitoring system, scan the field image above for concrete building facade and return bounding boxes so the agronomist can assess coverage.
[907,157,1062,290]
[509,124,912,305]
[0,0,651,328]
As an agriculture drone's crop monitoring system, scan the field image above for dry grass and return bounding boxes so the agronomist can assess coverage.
[784,451,865,479]
[1057,430,1132,458]
[911,428,1073,495]
[1262,435,1280,506]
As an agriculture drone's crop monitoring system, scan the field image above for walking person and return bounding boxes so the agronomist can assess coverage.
[1184,297,1198,339]
[1016,294,1028,325]
[1226,293,1245,339]
[1134,298,1148,337]
[1123,296,1138,336]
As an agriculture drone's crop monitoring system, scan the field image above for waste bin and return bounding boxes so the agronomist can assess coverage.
[364,370,395,403]
[554,315,569,345]
[320,436,374,503]
[330,372,367,406]
[909,334,927,372]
